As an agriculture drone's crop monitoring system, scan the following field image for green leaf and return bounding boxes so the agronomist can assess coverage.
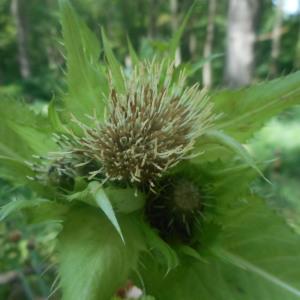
[0,155,33,182]
[214,195,300,298]
[67,182,146,242]
[0,99,52,160]
[142,256,300,300]
[215,248,300,298]
[141,222,179,273]
[24,200,69,224]
[9,122,56,155]
[48,100,67,133]
[59,0,108,124]
[0,155,58,198]
[197,129,265,179]
[0,198,49,221]
[177,245,207,263]
[0,99,55,193]
[90,181,124,242]
[58,206,145,300]
[101,28,125,93]
[140,194,300,299]
[104,187,145,213]
[67,182,145,214]
[212,71,300,142]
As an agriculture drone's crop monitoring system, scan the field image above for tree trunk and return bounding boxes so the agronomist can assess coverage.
[202,0,217,89]
[224,0,259,87]
[11,0,31,80]
[170,0,181,66]
[270,0,284,77]
[44,0,59,69]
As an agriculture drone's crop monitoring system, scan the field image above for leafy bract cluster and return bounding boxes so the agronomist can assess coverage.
[1,1,300,300]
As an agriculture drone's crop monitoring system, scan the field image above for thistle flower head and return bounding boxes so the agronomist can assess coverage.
[71,60,215,189]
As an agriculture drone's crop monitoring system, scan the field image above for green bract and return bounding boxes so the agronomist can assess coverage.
[1,1,300,299]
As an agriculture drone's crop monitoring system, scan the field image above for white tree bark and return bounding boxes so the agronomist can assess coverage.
[270,0,284,77]
[224,0,259,87]
[11,0,31,80]
[170,0,181,66]
[202,0,217,89]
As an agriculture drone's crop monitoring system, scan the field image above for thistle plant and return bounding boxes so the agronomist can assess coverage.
[1,1,300,299]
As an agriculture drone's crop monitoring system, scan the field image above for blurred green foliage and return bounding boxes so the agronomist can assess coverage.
[0,180,60,299]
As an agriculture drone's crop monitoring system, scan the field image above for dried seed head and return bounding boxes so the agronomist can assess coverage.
[73,60,215,189]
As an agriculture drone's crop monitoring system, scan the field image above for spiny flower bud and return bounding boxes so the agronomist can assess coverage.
[72,60,215,190]
[145,177,204,242]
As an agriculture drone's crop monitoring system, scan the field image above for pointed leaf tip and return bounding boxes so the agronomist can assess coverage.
[101,28,125,93]
[60,0,107,124]
[90,182,125,243]
[203,129,267,180]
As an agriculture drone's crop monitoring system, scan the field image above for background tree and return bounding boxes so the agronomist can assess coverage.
[202,0,217,88]
[224,0,259,87]
[10,0,31,80]
[170,0,181,65]
[270,0,284,76]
